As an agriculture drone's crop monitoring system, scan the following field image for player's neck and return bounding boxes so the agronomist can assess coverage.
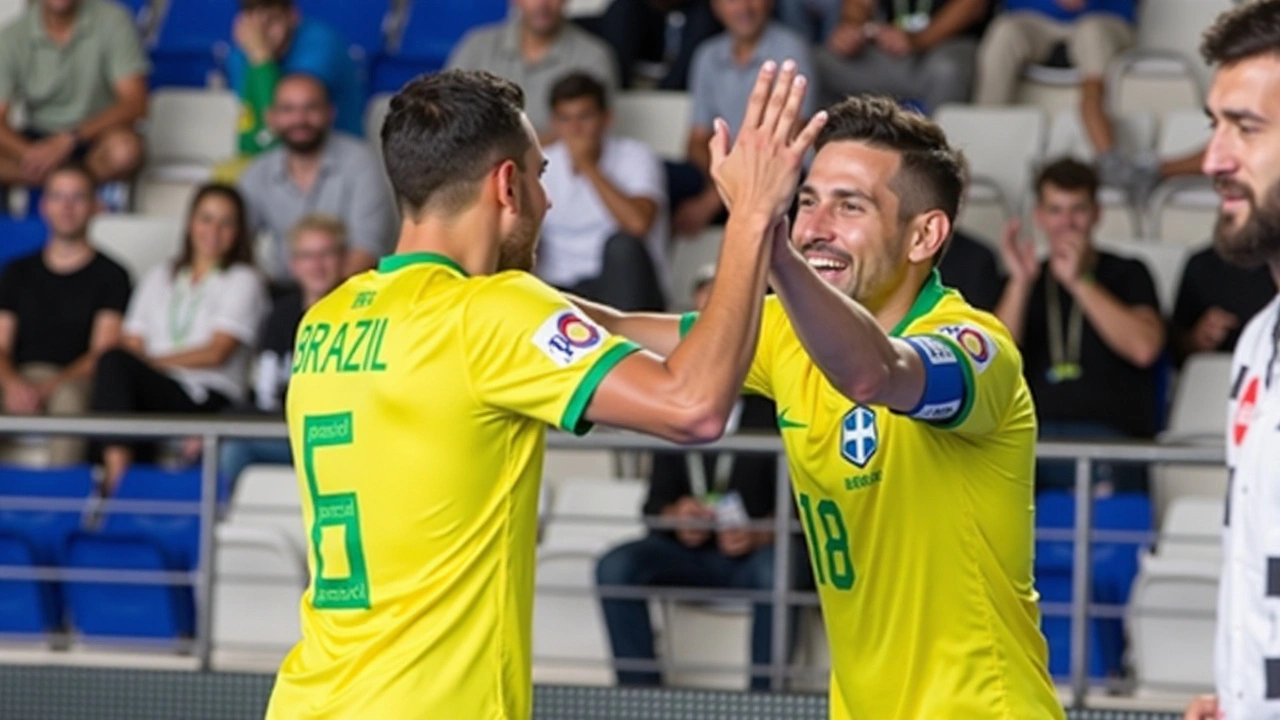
[391,212,500,277]
[866,267,932,333]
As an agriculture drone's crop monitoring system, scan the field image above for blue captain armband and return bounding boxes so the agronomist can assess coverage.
[900,336,968,423]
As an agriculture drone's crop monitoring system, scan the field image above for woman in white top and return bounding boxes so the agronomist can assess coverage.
[90,183,268,493]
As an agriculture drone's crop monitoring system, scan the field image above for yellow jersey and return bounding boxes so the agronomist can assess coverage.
[687,272,1063,719]
[265,252,638,720]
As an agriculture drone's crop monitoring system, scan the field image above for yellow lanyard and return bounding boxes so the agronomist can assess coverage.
[1045,274,1084,384]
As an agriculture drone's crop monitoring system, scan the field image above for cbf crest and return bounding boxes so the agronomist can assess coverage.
[841,406,878,468]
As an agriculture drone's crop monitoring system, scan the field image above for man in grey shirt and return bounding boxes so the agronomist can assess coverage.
[675,0,815,236]
[238,74,396,281]
[447,0,618,142]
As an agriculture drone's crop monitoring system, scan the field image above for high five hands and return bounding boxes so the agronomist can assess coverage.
[708,59,827,239]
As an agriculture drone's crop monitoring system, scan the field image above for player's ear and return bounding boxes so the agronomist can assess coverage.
[906,209,950,265]
[494,159,520,214]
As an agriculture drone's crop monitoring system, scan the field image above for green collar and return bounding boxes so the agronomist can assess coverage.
[376,252,468,277]
[888,269,948,337]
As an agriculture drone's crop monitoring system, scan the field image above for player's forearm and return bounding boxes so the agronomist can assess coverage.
[661,214,773,438]
[0,120,29,160]
[569,295,683,356]
[1071,280,1165,368]
[995,279,1032,345]
[769,245,919,410]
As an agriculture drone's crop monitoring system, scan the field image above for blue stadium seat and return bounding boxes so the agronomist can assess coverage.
[63,532,193,640]
[0,218,49,272]
[295,0,392,57]
[100,465,209,571]
[149,0,238,88]
[0,531,55,635]
[0,465,95,633]
[1038,569,1107,679]
[370,0,508,93]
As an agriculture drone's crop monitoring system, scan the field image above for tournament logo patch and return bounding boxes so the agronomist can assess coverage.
[840,406,878,468]
[938,324,997,373]
[533,311,605,367]
[1233,376,1259,447]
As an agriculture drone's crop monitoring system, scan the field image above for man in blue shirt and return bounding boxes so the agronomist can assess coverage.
[974,0,1136,192]
[227,0,365,158]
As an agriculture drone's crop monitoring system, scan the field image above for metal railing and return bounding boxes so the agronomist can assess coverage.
[0,415,1226,709]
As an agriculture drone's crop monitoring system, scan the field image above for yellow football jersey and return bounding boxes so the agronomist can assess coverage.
[686,272,1063,719]
[265,253,637,720]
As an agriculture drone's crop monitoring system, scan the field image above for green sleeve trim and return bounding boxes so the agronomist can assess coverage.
[238,61,282,156]
[559,340,641,436]
[679,312,698,339]
[929,334,977,430]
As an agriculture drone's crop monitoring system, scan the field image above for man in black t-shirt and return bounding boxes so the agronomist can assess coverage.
[0,164,130,465]
[996,158,1166,492]
[939,229,1003,312]
[1170,242,1276,364]
[218,214,347,487]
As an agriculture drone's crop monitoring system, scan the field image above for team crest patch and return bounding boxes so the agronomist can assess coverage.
[840,406,878,468]
[937,324,997,374]
[533,311,605,367]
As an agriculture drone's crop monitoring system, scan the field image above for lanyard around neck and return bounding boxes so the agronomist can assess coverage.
[168,269,211,348]
[893,0,933,22]
[1045,273,1083,384]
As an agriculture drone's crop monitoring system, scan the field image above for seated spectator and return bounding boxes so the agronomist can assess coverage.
[0,0,149,190]
[583,0,721,90]
[228,0,366,158]
[238,74,396,281]
[939,229,1002,312]
[0,163,129,465]
[1171,242,1277,364]
[449,0,618,143]
[539,73,668,311]
[777,0,843,43]
[220,214,346,487]
[675,0,815,236]
[974,0,1136,192]
[596,270,801,691]
[91,184,268,493]
[995,159,1164,493]
[813,0,989,114]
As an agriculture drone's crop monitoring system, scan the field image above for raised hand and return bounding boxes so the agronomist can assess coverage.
[999,218,1040,285]
[708,59,828,224]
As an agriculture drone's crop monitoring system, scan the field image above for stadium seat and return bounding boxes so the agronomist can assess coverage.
[0,531,54,635]
[371,0,509,93]
[0,217,48,272]
[668,226,722,311]
[1045,110,1157,238]
[1037,568,1108,680]
[1162,353,1233,444]
[145,89,240,181]
[1154,495,1223,562]
[148,0,239,88]
[661,601,752,690]
[0,0,24,26]
[225,464,304,553]
[210,524,306,672]
[99,466,210,572]
[1106,0,1233,118]
[1150,463,1228,533]
[1127,553,1218,696]
[295,0,394,58]
[89,214,183,283]
[540,477,645,554]
[566,0,611,17]
[364,93,393,153]
[1146,109,1217,246]
[935,105,1047,239]
[613,91,693,162]
[63,532,194,642]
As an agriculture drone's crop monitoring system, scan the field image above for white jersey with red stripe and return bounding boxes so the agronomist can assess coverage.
[1218,292,1280,719]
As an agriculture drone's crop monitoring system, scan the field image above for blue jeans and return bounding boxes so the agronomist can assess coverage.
[595,533,800,691]
[219,438,293,490]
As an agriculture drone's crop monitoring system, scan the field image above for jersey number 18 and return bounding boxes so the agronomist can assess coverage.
[798,492,855,591]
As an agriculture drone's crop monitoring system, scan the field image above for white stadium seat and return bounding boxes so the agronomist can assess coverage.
[1045,110,1157,238]
[935,105,1047,238]
[89,214,183,283]
[668,226,722,311]
[1156,495,1224,563]
[0,0,25,27]
[1151,463,1228,533]
[144,89,239,178]
[1108,0,1234,118]
[661,601,752,690]
[211,524,306,672]
[226,464,306,552]
[1147,109,1217,245]
[1163,353,1234,443]
[1127,553,1219,698]
[613,91,692,162]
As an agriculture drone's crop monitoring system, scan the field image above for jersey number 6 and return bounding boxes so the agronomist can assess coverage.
[303,412,372,610]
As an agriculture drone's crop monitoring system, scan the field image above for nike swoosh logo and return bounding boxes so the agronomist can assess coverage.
[777,409,807,430]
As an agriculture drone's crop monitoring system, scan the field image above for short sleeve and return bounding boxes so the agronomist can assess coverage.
[102,5,151,83]
[123,266,167,339]
[462,273,640,435]
[911,316,1023,437]
[210,267,268,344]
[99,260,131,313]
[688,44,716,131]
[679,296,782,399]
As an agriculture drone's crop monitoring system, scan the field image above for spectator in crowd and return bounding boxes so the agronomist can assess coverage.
[812,0,990,114]
[91,183,268,494]
[448,0,618,143]
[0,0,149,189]
[1170,242,1277,364]
[995,159,1164,493]
[540,73,668,310]
[973,0,1136,191]
[939,229,1003,312]
[0,163,129,465]
[596,266,800,691]
[675,0,815,236]
[776,0,843,42]
[228,0,366,159]
[220,214,346,487]
[583,0,722,90]
[238,74,397,282]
